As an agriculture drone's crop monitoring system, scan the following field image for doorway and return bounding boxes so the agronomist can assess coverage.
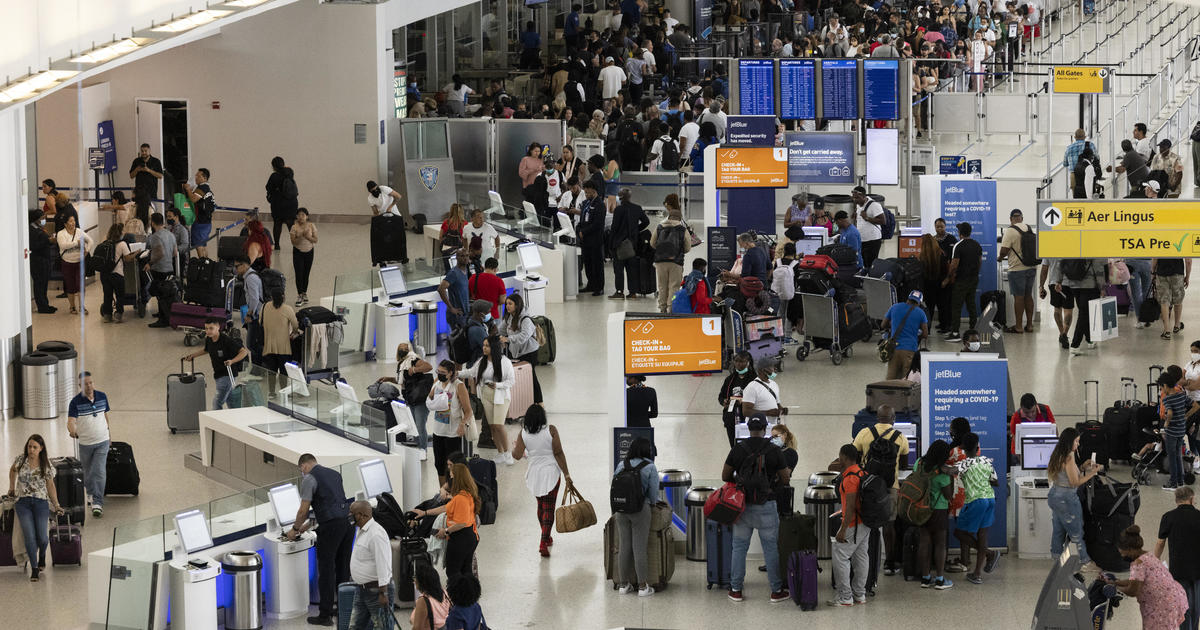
[135,99,189,203]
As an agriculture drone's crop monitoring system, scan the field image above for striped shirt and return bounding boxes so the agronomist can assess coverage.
[1162,391,1191,438]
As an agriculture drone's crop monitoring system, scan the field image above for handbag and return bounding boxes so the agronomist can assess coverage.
[614,238,636,261]
[682,220,703,247]
[554,481,598,533]
[878,303,917,363]
[1138,274,1162,324]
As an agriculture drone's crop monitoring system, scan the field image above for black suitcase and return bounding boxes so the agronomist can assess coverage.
[901,524,921,581]
[184,257,225,307]
[217,235,246,262]
[838,302,872,345]
[1085,513,1133,572]
[980,290,1007,328]
[370,214,408,265]
[104,441,140,496]
[52,457,86,526]
[467,455,499,510]
[1079,477,1141,519]
[1076,421,1108,470]
[868,258,906,288]
[298,305,339,325]
[392,537,432,604]
[794,269,833,296]
[1104,378,1138,463]
[894,258,924,294]
[635,256,656,296]
[410,213,427,235]
[817,243,859,271]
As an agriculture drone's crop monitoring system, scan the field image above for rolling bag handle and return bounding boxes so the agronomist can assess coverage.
[1083,379,1100,423]
[180,357,197,376]
[1121,377,1138,405]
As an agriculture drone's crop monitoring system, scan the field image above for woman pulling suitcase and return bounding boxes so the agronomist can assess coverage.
[7,435,65,582]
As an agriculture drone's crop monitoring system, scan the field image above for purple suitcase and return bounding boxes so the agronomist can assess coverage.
[50,518,82,566]
[170,302,228,330]
[1104,284,1131,314]
[787,550,819,610]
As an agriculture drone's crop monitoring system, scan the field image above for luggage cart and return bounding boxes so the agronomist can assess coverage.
[721,305,745,365]
[744,315,786,369]
[861,276,897,327]
[118,258,148,318]
[796,293,871,365]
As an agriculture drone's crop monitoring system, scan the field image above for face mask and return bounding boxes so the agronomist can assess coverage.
[167,218,176,225]
[767,372,778,381]
[437,373,449,383]
[967,341,981,351]
[39,219,46,226]
[484,314,493,323]
[1191,353,1200,362]
[736,366,749,375]
[770,436,784,448]
[371,189,381,198]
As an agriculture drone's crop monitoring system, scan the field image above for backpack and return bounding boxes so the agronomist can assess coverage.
[617,119,643,152]
[771,260,797,301]
[1108,259,1130,284]
[448,319,484,364]
[610,460,650,513]
[873,201,897,240]
[522,315,548,347]
[897,462,935,526]
[664,111,684,138]
[92,240,119,276]
[864,426,901,487]
[282,176,299,200]
[1062,259,1092,282]
[657,136,680,170]
[1013,225,1041,266]
[838,469,891,530]
[253,268,287,302]
[736,441,775,504]
[653,224,685,262]
[531,315,556,365]
[670,287,694,313]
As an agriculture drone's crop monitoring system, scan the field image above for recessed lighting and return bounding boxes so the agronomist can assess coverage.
[152,9,232,33]
[0,70,79,102]
[70,39,142,64]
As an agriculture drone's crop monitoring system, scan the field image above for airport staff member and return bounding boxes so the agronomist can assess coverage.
[347,500,395,629]
[286,454,354,627]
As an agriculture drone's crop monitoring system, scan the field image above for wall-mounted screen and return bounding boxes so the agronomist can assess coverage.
[862,59,900,120]
[779,59,817,120]
[738,59,776,116]
[820,59,859,120]
[866,128,899,185]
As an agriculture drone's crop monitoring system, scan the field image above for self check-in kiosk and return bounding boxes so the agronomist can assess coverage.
[516,242,548,316]
[374,266,413,363]
[168,510,221,630]
[263,484,315,619]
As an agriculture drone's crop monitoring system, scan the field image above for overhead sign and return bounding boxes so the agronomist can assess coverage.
[1036,199,1200,258]
[737,59,776,116]
[714,147,788,188]
[1053,66,1109,94]
[725,115,777,147]
[624,315,723,375]
[786,132,854,184]
[939,155,966,174]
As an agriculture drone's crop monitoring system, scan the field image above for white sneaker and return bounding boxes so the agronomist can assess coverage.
[492,452,507,464]
[418,450,428,462]
[618,583,635,594]
[504,452,517,466]
[1086,342,1097,349]
[637,585,655,597]
[1070,348,1084,356]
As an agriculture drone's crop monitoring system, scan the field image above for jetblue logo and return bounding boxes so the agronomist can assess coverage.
[945,186,964,193]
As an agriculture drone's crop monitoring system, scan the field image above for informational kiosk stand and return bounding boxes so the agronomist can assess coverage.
[373,266,413,364]
[516,242,548,317]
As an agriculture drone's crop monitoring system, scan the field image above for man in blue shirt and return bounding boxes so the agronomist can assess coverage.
[882,290,930,380]
[438,252,472,329]
[834,211,863,268]
[564,4,581,51]
[68,372,111,518]
[519,21,541,69]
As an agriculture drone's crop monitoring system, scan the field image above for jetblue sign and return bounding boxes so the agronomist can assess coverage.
[724,116,776,147]
[785,131,855,184]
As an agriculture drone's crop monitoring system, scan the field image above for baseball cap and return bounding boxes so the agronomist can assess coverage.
[747,414,769,431]
[605,56,615,63]
[1159,138,1173,149]
[908,290,924,304]
[1145,180,1161,192]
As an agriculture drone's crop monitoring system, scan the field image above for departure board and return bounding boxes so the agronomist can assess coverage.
[779,58,817,120]
[820,59,859,120]
[738,59,776,116]
[863,59,900,120]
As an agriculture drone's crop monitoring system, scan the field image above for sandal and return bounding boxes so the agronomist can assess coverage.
[69,307,78,314]
[1024,325,1034,333]
[1175,323,1185,333]
[1003,326,1021,334]
[1162,332,1172,340]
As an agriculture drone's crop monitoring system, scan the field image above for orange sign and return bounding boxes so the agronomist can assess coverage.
[715,147,789,188]
[624,316,724,375]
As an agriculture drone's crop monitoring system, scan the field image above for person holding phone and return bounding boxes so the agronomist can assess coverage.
[1046,427,1100,569]
[469,336,515,465]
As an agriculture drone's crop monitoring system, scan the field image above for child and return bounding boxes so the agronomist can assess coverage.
[1158,370,1199,490]
[952,433,1001,584]
[682,258,712,314]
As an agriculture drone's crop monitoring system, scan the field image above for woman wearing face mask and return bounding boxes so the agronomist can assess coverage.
[469,336,516,466]
[718,352,756,447]
[740,359,787,422]
[1045,428,1099,569]
[960,329,983,353]
[1182,342,1200,456]
[397,342,434,461]
[625,375,659,428]
[1105,525,1188,630]
[427,360,475,487]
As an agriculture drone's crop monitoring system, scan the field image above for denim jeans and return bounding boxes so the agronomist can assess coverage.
[1166,435,1186,487]
[78,440,110,508]
[349,582,395,630]
[1181,578,1200,630]
[410,403,429,449]
[1047,486,1089,564]
[1127,259,1153,317]
[731,500,782,592]
[14,497,49,567]
[213,375,234,409]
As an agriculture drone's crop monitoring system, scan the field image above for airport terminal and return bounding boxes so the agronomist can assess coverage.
[3,0,1200,628]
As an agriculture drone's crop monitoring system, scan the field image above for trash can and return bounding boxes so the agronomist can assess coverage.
[659,469,692,523]
[684,486,715,562]
[36,341,77,410]
[822,193,854,219]
[222,551,263,630]
[808,471,839,487]
[804,484,839,560]
[20,353,58,419]
[413,301,439,356]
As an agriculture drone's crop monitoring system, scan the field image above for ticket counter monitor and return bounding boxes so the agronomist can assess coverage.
[517,242,548,316]
[386,401,424,507]
[892,422,919,468]
[1015,422,1057,467]
[358,458,393,502]
[374,266,413,363]
[169,510,221,630]
[556,211,579,299]
[1021,436,1057,473]
[264,483,315,619]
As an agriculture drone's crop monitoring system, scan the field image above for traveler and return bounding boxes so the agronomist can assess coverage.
[1046,427,1099,567]
[852,404,909,574]
[526,156,564,228]
[1158,371,1198,491]
[469,336,516,465]
[144,213,179,328]
[345,500,395,629]
[772,424,799,471]
[741,359,786,419]
[410,560,450,630]
[437,253,472,329]
[882,290,929,380]
[183,168,215,259]
[1153,257,1191,339]
[28,210,56,314]
[498,293,543,405]
[1039,259,1076,348]
[1129,257,1154,328]
[998,209,1036,333]
[1151,139,1184,197]
[243,215,274,269]
[722,415,791,603]
[647,125,678,172]
[397,342,433,461]
[468,258,506,319]
[719,351,757,447]
[1062,129,1101,186]
[1008,393,1055,454]
[518,142,545,189]
[518,20,541,68]
[698,101,727,141]
[918,234,949,333]
[56,214,92,315]
[609,189,650,300]
[287,454,353,627]
[833,211,863,268]
[67,372,111,519]
[1155,486,1200,629]
[7,435,64,582]
[1047,257,1106,354]
[915,439,955,590]
[650,199,691,312]
[98,223,132,323]
[261,291,299,391]
[577,180,607,296]
[1107,525,1188,630]
[1132,122,1152,159]
[438,462,481,579]
[612,437,660,597]
[183,317,249,410]
[131,191,152,232]
[129,143,164,208]
[164,205,191,264]
[41,179,77,234]
[289,208,317,307]
[932,217,957,259]
[444,575,489,630]
[625,49,648,105]
[783,194,811,241]
[681,258,713,314]
[265,156,299,248]
[960,329,982,353]
[462,209,500,265]
[1129,179,1160,199]
[851,186,886,271]
[512,405,573,557]
[677,110,700,158]
[443,74,474,117]
[688,121,720,173]
[945,417,974,572]
[365,180,403,217]
[951,433,1001,584]
[722,231,770,286]
[1114,139,1150,192]
[439,203,468,268]
[625,374,659,428]
[830,444,871,607]
[427,360,474,487]
[943,222,982,341]
[772,243,798,332]
[233,254,265,362]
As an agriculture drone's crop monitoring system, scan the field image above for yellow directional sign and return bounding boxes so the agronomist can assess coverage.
[1036,200,1200,258]
[1053,66,1109,94]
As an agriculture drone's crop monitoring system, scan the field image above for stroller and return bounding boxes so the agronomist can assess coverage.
[1130,427,1197,486]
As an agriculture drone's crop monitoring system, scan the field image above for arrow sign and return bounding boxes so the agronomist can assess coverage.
[1043,206,1062,227]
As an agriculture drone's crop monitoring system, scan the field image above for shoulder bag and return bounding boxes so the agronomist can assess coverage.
[878,303,918,363]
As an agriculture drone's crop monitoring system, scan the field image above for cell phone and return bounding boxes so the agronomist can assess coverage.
[1091,452,1097,464]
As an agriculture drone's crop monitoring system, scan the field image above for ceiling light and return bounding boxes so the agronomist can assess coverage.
[152,9,232,33]
[222,0,270,6]
[70,39,142,64]
[0,70,79,102]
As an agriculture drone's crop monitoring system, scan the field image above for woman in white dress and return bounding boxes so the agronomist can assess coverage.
[512,405,572,557]
[469,336,516,465]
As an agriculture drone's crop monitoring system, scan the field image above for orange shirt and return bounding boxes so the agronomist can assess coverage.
[446,491,478,538]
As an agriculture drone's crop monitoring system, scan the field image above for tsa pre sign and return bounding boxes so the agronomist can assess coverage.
[624,315,723,375]
[715,147,789,188]
[1037,199,1200,257]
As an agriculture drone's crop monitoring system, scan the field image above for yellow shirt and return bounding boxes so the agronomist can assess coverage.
[852,423,910,489]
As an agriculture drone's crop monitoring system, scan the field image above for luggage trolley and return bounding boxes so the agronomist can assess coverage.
[795,293,872,365]
[1031,549,1122,630]
[744,315,787,370]
[861,276,897,330]
[180,280,238,347]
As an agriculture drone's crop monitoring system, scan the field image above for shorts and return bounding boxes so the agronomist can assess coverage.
[886,487,898,522]
[604,181,619,197]
[191,222,213,248]
[955,497,995,534]
[1157,274,1186,306]
[1008,267,1036,297]
[1049,285,1073,309]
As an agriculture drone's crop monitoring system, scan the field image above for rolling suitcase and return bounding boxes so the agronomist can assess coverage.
[391,538,432,606]
[467,455,499,511]
[705,520,733,589]
[794,269,833,297]
[49,515,82,566]
[1077,380,1108,468]
[52,457,86,526]
[746,337,783,368]
[838,302,872,346]
[787,550,819,610]
[901,525,922,581]
[167,359,206,434]
[337,582,356,630]
[647,520,675,591]
[1103,378,1138,463]
[868,258,906,289]
[865,380,921,414]
[104,441,140,496]
[505,361,536,423]
[777,512,817,575]
[1104,283,1131,314]
[798,255,838,276]
[169,302,228,331]
[184,257,225,307]
[370,214,408,265]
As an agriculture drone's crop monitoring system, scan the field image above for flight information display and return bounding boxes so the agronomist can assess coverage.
[863,59,900,120]
[779,58,817,120]
[820,59,859,120]
[738,59,776,116]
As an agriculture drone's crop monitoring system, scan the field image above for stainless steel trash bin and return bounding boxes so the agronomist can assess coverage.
[222,551,263,630]
[823,193,854,219]
[684,486,715,562]
[413,301,439,356]
[804,484,839,560]
[659,469,692,523]
[36,341,77,410]
[20,353,58,419]
[808,471,839,487]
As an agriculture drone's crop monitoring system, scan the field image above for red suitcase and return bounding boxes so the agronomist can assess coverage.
[505,361,536,423]
[50,517,82,566]
[170,302,229,330]
[798,255,838,277]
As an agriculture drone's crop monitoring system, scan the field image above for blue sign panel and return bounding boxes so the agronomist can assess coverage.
[862,59,900,120]
[694,0,713,39]
[725,115,777,146]
[967,159,983,174]
[780,58,817,120]
[939,155,966,174]
[940,179,999,299]
[785,132,855,184]
[98,120,117,175]
[738,59,776,116]
[820,59,859,120]
[613,427,655,470]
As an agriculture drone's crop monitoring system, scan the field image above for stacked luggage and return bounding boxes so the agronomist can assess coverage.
[606,504,675,591]
[867,257,924,301]
[745,316,786,369]
[172,258,236,345]
[816,243,860,288]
